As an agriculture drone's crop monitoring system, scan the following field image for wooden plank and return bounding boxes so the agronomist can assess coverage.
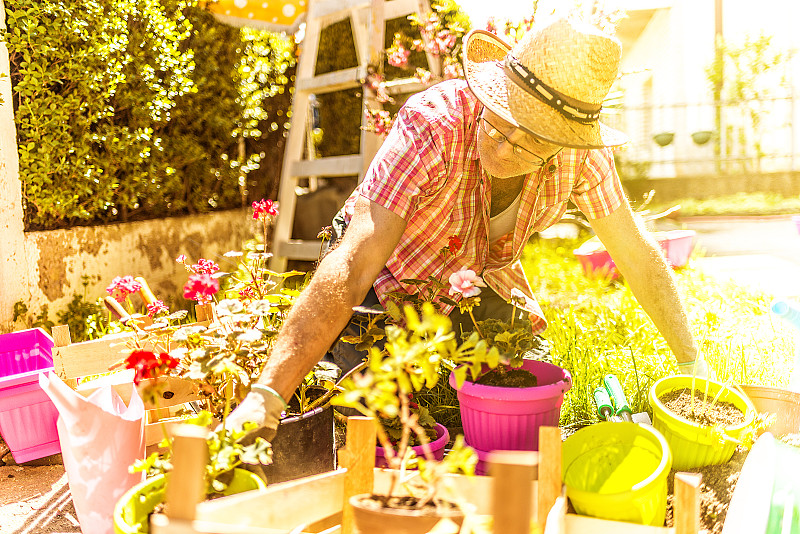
[274,239,325,262]
[290,155,363,178]
[164,426,210,521]
[313,0,370,22]
[151,514,314,534]
[384,0,420,20]
[488,451,537,534]
[51,324,79,388]
[564,514,672,533]
[51,331,152,378]
[538,426,562,529]
[338,417,376,534]
[76,373,197,410]
[674,473,701,534]
[295,67,366,94]
[196,469,347,530]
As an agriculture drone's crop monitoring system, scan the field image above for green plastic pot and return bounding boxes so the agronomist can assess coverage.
[113,468,266,534]
[562,422,672,526]
[722,433,800,534]
[649,375,755,470]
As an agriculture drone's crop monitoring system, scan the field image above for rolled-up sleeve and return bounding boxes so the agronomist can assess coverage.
[570,148,626,219]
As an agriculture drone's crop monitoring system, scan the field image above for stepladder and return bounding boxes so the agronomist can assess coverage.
[269,0,438,271]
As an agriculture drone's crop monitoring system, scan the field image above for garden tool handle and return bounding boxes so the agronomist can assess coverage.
[604,374,634,422]
[103,296,133,324]
[135,276,158,305]
[593,387,614,421]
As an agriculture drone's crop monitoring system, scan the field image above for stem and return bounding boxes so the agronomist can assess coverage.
[468,309,484,339]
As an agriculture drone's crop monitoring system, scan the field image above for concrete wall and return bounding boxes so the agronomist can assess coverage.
[4,208,253,333]
[624,171,800,204]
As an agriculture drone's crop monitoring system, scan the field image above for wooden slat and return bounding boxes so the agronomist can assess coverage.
[196,469,347,529]
[52,331,149,378]
[313,0,370,22]
[338,417,376,534]
[151,514,321,534]
[384,0,421,20]
[76,373,197,410]
[489,451,537,534]
[538,426,562,529]
[674,473,701,534]
[564,514,672,533]
[165,426,210,521]
[290,155,363,178]
[275,239,324,261]
[295,67,366,94]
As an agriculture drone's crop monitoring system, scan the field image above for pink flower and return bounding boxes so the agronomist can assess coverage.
[448,269,486,298]
[175,254,186,263]
[183,273,219,305]
[106,275,143,303]
[191,258,219,275]
[443,62,462,80]
[414,68,432,85]
[146,300,169,318]
[388,45,410,68]
[365,109,394,136]
[252,199,279,220]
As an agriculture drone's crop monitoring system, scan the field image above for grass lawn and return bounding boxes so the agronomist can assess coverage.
[522,234,797,430]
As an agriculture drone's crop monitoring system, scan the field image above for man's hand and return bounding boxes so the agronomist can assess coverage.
[223,386,286,442]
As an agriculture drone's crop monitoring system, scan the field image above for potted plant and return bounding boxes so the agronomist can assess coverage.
[333,303,482,533]
[445,277,572,454]
[649,373,757,470]
[113,350,271,534]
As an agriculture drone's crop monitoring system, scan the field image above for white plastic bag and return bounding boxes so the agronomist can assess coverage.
[40,372,145,534]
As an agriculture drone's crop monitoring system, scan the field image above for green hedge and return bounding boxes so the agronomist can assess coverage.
[4,0,295,230]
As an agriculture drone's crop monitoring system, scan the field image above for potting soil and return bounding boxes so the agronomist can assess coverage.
[659,388,746,427]
[474,367,538,387]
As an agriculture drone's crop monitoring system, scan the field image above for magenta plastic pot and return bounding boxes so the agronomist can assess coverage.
[0,328,60,463]
[449,359,572,451]
[375,423,449,468]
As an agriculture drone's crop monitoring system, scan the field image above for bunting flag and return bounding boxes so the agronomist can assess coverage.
[202,0,307,33]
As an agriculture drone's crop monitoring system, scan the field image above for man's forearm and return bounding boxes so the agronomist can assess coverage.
[255,250,370,400]
[619,247,698,364]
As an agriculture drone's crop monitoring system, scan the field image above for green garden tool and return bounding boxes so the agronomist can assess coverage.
[593,374,651,424]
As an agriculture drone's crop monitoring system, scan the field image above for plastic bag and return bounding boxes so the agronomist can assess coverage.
[39,372,145,534]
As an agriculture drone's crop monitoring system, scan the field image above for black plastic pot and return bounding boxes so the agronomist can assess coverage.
[261,395,336,485]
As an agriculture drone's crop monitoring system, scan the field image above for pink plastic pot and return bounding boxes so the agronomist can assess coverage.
[375,423,449,468]
[792,215,800,236]
[0,328,60,463]
[449,359,571,452]
[575,230,696,278]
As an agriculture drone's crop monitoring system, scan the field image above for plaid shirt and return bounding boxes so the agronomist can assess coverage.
[340,79,625,333]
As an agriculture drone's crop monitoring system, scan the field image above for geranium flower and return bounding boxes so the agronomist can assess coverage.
[183,273,219,305]
[146,300,169,318]
[106,275,143,303]
[125,349,179,385]
[191,258,219,275]
[388,44,410,68]
[448,269,486,298]
[252,199,279,220]
[448,235,463,255]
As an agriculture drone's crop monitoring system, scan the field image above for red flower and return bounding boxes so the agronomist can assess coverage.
[448,235,463,255]
[125,350,179,385]
[106,276,143,303]
[183,273,219,305]
[252,199,279,220]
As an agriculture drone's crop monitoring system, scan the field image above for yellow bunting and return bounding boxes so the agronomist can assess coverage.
[200,0,307,33]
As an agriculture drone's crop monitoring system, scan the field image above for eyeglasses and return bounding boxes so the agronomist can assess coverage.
[481,117,557,165]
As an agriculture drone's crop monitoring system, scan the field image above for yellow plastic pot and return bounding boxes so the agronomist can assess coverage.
[649,376,755,470]
[562,422,672,526]
[113,468,266,534]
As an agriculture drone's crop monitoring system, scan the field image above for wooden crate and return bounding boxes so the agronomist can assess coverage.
[148,419,702,534]
[50,303,215,447]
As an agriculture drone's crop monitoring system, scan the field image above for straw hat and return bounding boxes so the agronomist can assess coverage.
[463,18,628,149]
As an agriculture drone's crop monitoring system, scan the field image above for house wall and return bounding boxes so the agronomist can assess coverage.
[613,0,800,180]
[4,209,253,333]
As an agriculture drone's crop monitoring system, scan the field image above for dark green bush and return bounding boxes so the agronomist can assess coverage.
[4,0,295,230]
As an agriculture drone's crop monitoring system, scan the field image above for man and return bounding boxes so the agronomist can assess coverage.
[227,18,709,438]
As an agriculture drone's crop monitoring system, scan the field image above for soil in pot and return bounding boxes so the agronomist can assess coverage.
[659,388,746,426]
[350,493,464,534]
[473,365,538,387]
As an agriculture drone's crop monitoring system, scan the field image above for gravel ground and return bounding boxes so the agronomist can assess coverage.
[0,448,81,534]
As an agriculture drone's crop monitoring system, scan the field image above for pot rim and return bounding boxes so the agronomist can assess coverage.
[374,422,450,459]
[449,359,572,400]
[348,492,466,519]
[649,375,756,432]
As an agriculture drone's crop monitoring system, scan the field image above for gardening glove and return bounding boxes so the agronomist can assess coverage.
[223,384,287,443]
[676,356,717,380]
